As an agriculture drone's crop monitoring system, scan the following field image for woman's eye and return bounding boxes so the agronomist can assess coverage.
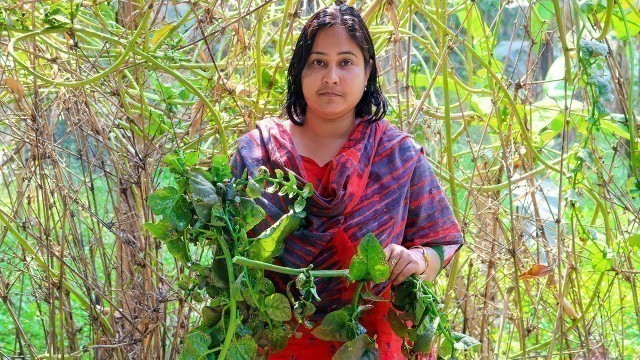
[311,59,325,66]
[341,59,353,66]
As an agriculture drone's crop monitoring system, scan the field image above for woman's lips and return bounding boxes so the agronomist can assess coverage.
[319,91,340,97]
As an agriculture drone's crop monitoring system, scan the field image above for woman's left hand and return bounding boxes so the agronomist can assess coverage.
[383,244,426,285]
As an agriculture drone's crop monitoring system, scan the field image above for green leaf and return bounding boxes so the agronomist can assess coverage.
[452,331,481,350]
[148,186,180,215]
[206,258,229,289]
[628,234,640,251]
[189,171,221,223]
[627,177,640,198]
[530,0,554,51]
[391,278,417,314]
[611,6,640,40]
[333,334,379,360]
[238,197,265,231]
[152,23,175,44]
[179,331,211,360]
[302,183,314,198]
[264,293,291,322]
[255,277,275,296]
[211,155,232,183]
[148,187,193,231]
[311,309,351,342]
[201,306,223,327]
[164,151,198,175]
[591,246,614,272]
[246,179,262,199]
[539,130,557,144]
[599,118,630,140]
[577,148,593,166]
[349,233,389,283]
[387,308,408,338]
[227,336,257,360]
[294,197,306,212]
[248,211,302,262]
[413,317,438,353]
[265,325,290,352]
[143,219,175,241]
[166,238,192,264]
[293,300,316,324]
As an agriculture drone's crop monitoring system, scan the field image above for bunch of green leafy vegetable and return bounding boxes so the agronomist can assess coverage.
[146,150,478,360]
[390,276,480,359]
[146,150,316,360]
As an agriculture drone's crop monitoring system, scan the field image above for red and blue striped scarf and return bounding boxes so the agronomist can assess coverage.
[231,117,463,317]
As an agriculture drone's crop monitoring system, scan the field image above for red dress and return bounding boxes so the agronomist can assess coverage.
[267,156,404,360]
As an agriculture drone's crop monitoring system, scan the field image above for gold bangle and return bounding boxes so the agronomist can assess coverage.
[410,246,430,274]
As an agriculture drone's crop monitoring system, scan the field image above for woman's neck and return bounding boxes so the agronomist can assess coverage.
[287,111,358,166]
[300,110,357,140]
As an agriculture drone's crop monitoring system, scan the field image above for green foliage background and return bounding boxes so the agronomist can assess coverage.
[0,0,639,358]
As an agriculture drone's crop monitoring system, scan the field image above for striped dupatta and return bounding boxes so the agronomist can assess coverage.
[230,117,463,318]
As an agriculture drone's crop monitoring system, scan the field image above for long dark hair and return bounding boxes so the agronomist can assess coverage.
[285,2,387,125]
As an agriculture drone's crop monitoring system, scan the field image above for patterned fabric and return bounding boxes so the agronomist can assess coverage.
[230,117,463,358]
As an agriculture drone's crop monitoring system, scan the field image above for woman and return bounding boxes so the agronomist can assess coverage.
[231,2,463,359]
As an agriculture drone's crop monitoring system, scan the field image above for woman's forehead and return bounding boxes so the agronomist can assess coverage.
[311,26,363,57]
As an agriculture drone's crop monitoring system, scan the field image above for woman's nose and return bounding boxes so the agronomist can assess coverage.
[323,66,339,84]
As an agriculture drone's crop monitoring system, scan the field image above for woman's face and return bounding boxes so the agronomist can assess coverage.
[301,25,371,123]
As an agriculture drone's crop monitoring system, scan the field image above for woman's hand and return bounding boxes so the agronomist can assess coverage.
[383,244,427,285]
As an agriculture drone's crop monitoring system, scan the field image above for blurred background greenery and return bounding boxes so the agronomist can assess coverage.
[0,0,639,358]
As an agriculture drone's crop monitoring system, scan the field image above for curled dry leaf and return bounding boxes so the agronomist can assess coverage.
[4,78,25,98]
[189,99,206,138]
[231,23,246,48]
[94,305,110,316]
[561,297,579,319]
[519,264,550,280]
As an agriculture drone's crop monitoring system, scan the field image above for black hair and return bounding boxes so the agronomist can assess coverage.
[285,2,387,125]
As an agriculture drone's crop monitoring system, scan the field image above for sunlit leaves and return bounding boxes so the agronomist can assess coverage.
[152,23,175,44]
[628,234,640,250]
[611,3,640,40]
[248,211,301,262]
[530,0,555,52]
[591,245,615,272]
[349,233,389,284]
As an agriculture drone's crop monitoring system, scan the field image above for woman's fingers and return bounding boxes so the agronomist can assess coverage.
[389,257,410,284]
[384,244,423,284]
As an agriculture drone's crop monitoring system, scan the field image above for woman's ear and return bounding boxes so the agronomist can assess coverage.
[365,60,373,85]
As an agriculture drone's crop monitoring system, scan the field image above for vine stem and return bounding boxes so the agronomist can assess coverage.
[216,238,237,360]
[593,0,614,41]
[232,256,351,279]
[7,21,229,154]
[351,282,366,310]
[8,9,151,88]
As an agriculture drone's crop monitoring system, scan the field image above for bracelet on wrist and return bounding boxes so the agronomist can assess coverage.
[410,245,430,275]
